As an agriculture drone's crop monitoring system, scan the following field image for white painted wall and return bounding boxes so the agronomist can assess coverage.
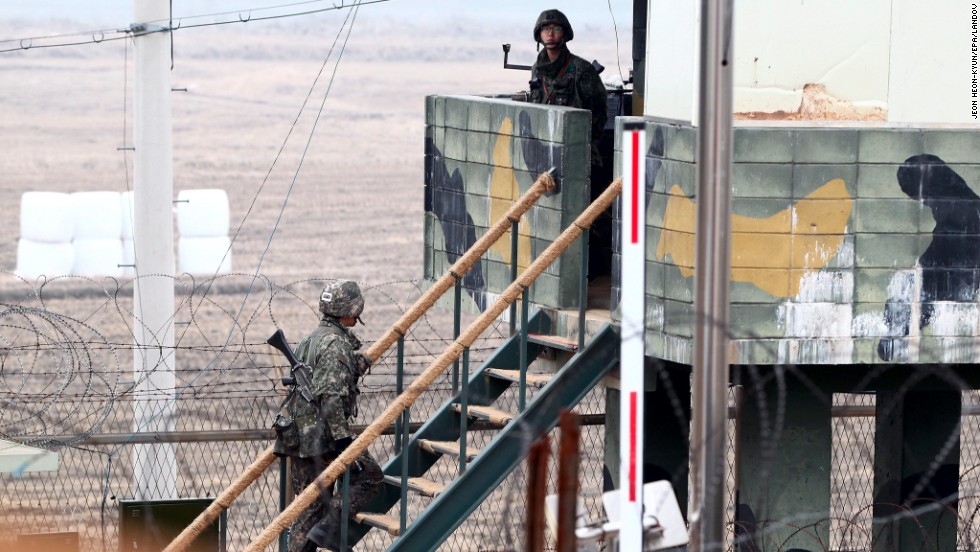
[644,0,699,122]
[732,0,890,114]
[644,0,979,124]
[889,0,980,123]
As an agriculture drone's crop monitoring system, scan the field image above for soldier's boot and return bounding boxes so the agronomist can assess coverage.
[307,521,351,552]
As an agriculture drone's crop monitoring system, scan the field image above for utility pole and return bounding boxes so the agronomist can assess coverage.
[131,0,177,501]
[690,0,735,549]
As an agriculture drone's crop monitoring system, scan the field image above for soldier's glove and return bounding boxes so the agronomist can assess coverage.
[334,436,353,451]
[355,353,372,375]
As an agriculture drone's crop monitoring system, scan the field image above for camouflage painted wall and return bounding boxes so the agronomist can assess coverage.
[613,117,980,365]
[424,95,592,311]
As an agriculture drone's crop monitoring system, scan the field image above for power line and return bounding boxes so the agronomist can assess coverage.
[166,0,389,30]
[0,0,394,55]
[607,0,626,82]
[0,33,131,54]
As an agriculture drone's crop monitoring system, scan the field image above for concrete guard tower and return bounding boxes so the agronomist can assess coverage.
[637,0,978,550]
[422,0,978,550]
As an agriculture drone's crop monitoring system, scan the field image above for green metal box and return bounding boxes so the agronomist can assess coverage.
[119,498,223,552]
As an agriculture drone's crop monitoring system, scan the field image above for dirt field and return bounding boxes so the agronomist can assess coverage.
[0,15,626,285]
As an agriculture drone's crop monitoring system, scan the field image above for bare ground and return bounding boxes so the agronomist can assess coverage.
[0,15,625,285]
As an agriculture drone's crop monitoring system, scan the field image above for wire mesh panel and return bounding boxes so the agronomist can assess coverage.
[830,393,876,552]
[0,437,284,552]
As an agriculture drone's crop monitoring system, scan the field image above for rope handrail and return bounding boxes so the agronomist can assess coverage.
[163,171,556,552]
[363,172,556,362]
[241,177,622,552]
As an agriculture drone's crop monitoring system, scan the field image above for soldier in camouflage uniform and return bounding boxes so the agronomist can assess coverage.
[275,280,383,552]
[529,9,613,280]
[529,9,608,160]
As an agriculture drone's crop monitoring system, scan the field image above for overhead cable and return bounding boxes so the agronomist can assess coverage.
[607,0,625,82]
[0,0,392,54]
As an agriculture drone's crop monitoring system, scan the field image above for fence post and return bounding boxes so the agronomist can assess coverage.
[459,347,470,474]
[452,281,462,393]
[510,219,520,335]
[556,410,581,552]
[526,434,551,552]
[278,458,289,552]
[519,287,530,412]
[395,337,405,453]
[340,467,351,549]
[400,403,410,535]
[578,227,589,351]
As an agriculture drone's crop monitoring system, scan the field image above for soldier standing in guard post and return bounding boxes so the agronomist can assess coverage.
[528,9,613,279]
[528,8,608,163]
[273,280,382,552]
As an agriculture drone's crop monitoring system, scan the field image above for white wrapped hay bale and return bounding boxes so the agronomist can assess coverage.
[176,189,230,238]
[120,191,135,240]
[20,192,74,243]
[178,236,232,274]
[71,239,124,277]
[72,191,123,240]
[15,239,74,279]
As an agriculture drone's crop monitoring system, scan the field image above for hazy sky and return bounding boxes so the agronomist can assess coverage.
[2,1,634,28]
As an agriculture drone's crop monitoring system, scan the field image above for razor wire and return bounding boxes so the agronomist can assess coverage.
[0,273,514,549]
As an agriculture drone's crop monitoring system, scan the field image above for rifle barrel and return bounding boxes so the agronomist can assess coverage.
[267,329,302,369]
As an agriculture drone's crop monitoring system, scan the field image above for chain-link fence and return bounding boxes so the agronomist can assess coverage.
[4,274,980,551]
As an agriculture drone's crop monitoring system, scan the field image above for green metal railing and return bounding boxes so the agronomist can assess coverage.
[374,185,598,548]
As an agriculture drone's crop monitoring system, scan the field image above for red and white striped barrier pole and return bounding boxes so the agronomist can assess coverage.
[619,120,647,551]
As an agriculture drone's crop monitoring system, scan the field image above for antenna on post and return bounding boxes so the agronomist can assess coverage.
[502,44,532,71]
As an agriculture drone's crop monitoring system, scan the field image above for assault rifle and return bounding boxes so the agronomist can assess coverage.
[267,329,315,403]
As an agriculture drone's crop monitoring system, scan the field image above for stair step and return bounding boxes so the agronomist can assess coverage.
[354,512,401,536]
[383,474,446,497]
[486,368,553,387]
[528,333,579,352]
[418,439,481,461]
[450,403,515,426]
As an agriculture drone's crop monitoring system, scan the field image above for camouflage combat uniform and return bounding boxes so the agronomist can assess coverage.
[528,10,608,161]
[529,9,613,280]
[530,49,608,154]
[281,288,382,552]
[288,444,381,552]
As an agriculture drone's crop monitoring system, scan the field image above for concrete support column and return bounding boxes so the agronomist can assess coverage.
[873,388,960,552]
[736,372,832,551]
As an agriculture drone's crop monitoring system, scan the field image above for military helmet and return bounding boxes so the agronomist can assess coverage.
[533,9,574,43]
[319,280,365,321]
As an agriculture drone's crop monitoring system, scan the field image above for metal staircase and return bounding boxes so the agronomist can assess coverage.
[347,312,619,551]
